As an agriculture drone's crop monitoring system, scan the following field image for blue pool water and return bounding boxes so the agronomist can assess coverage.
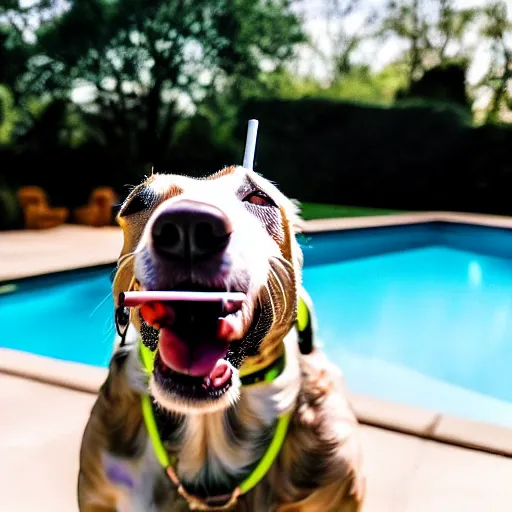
[305,246,512,427]
[3,221,512,427]
[1,269,115,366]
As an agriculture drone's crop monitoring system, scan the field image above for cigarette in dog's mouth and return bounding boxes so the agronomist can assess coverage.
[119,291,246,381]
[119,291,246,308]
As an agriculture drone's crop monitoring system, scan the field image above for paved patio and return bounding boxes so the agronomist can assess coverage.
[2,373,512,512]
[0,225,122,281]
[2,221,512,511]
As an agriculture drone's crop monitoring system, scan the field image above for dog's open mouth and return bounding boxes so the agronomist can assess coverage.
[137,284,252,404]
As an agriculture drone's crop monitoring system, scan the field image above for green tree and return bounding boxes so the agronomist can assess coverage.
[400,62,468,103]
[0,1,62,88]
[307,0,379,82]
[380,0,478,84]
[324,64,406,103]
[478,2,511,123]
[0,85,18,145]
[4,0,304,166]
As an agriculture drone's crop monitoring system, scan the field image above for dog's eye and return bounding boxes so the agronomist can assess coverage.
[119,189,154,217]
[243,191,275,207]
[120,195,146,217]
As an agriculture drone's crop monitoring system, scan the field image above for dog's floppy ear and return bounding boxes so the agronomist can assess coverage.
[280,196,304,280]
[283,196,305,266]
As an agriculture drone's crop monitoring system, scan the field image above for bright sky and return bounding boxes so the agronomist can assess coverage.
[295,0,512,108]
[298,0,509,82]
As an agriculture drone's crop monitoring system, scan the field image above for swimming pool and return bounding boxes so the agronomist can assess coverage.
[3,221,512,428]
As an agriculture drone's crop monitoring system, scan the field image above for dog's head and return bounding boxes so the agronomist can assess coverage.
[113,166,303,413]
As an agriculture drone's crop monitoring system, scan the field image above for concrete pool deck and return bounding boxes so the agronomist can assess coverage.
[2,212,512,511]
[3,372,512,512]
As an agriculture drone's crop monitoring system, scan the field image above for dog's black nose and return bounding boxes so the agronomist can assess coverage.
[151,200,232,260]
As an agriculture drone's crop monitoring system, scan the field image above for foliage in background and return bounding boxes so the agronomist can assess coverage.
[301,202,401,219]
[1,0,304,169]
[0,85,18,145]
[379,0,479,82]
[0,0,511,223]
[0,177,22,230]
[478,2,512,123]
[238,97,512,215]
[303,0,379,83]
[396,61,471,113]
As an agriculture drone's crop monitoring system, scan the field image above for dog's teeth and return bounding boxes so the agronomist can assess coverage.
[216,311,245,342]
[217,318,234,340]
[224,300,242,315]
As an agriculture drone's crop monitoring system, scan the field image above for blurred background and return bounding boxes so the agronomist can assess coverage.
[0,0,510,227]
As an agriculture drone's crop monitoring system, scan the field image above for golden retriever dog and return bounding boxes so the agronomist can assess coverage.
[78,165,365,511]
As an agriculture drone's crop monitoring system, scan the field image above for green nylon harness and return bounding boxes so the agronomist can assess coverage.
[138,295,312,510]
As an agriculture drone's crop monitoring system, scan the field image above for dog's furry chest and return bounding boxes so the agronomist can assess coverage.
[107,430,282,512]
[79,340,363,512]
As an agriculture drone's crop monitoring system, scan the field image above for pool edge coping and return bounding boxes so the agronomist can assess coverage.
[302,210,512,233]
[2,346,511,458]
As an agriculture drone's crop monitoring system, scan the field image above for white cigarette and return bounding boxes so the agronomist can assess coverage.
[242,119,259,170]
[120,291,246,307]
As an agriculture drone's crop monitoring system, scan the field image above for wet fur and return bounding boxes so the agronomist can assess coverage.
[78,167,365,511]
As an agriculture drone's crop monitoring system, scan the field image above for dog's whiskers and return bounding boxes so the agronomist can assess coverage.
[269,256,295,322]
[90,293,113,318]
[270,255,294,275]
[261,282,276,323]
[268,266,287,324]
[117,251,138,272]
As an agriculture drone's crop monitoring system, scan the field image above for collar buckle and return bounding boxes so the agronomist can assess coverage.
[167,466,241,511]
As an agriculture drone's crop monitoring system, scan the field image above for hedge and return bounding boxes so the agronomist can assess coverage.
[1,97,511,219]
[236,98,512,215]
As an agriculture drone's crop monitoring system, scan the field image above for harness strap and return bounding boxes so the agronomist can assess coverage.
[138,293,314,510]
[141,389,291,510]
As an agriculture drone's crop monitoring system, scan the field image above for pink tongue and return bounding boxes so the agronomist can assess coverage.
[159,320,233,379]
[209,360,232,389]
